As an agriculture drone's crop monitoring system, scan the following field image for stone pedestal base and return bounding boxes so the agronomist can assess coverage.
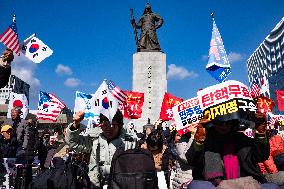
[132,52,167,132]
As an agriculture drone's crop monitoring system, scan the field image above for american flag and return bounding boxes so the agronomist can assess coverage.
[0,15,20,55]
[107,80,127,104]
[37,91,66,122]
[250,74,260,98]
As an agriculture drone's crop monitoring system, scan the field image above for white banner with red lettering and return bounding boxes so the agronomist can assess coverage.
[172,97,203,135]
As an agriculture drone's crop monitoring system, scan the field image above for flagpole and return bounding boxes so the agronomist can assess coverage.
[13,15,16,23]
[211,12,215,21]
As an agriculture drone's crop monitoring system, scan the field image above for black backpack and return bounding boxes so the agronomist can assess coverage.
[28,169,53,189]
[46,157,91,189]
[108,148,158,189]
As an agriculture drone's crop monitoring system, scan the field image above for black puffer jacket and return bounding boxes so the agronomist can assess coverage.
[0,134,19,158]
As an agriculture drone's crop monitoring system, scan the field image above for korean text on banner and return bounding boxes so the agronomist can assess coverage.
[123,91,144,119]
[197,80,257,124]
[172,97,203,135]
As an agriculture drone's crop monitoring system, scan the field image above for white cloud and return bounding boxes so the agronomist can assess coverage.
[64,78,81,87]
[228,52,243,63]
[167,64,198,80]
[55,64,73,75]
[11,56,40,99]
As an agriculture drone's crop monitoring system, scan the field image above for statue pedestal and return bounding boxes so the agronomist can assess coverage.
[132,52,167,132]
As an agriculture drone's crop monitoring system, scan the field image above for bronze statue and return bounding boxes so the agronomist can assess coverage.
[130,3,163,52]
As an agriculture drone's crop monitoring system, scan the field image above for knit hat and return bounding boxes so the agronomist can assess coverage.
[1,125,12,132]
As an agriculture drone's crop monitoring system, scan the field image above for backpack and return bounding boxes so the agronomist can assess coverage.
[28,169,53,189]
[46,157,91,189]
[108,148,158,189]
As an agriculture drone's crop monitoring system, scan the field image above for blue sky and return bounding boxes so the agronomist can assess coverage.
[1,0,284,109]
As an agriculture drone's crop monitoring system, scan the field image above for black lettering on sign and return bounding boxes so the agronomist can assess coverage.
[102,90,107,95]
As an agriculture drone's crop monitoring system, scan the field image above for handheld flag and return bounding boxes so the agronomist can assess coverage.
[107,80,127,105]
[37,91,66,122]
[21,34,53,63]
[7,92,29,119]
[92,80,119,121]
[122,91,144,119]
[74,91,96,120]
[261,76,270,97]
[276,90,284,112]
[160,92,183,121]
[256,96,274,115]
[206,14,231,82]
[0,15,20,55]
[250,74,260,98]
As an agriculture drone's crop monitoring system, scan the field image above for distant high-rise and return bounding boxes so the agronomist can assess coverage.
[0,75,30,104]
[247,17,284,113]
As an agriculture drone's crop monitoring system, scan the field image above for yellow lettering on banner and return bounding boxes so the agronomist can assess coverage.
[212,106,221,117]
[174,100,181,106]
[210,108,216,119]
[219,103,227,115]
[226,100,238,113]
[204,110,212,121]
[167,98,174,106]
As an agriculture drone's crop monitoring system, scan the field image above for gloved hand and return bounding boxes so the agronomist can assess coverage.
[194,116,209,144]
[255,112,267,136]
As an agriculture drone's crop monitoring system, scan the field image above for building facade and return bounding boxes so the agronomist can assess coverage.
[0,75,30,104]
[247,17,284,113]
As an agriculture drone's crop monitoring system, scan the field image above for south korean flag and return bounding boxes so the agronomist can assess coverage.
[21,33,53,63]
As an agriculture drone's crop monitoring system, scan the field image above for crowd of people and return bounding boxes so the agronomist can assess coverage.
[1,48,284,189]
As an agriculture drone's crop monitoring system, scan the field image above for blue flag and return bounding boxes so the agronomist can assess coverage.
[74,91,96,120]
[206,18,231,82]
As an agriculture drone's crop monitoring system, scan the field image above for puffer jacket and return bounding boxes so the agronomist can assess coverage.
[172,137,194,189]
[270,135,284,157]
[65,124,134,188]
[258,135,284,174]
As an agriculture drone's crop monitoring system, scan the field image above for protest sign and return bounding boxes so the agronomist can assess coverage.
[268,113,284,128]
[172,97,202,135]
[197,80,257,124]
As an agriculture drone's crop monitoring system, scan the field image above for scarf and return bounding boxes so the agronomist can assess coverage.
[204,130,240,180]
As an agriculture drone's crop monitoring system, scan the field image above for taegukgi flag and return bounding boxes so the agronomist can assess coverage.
[206,14,231,82]
[21,33,53,63]
[92,79,119,121]
[7,92,29,119]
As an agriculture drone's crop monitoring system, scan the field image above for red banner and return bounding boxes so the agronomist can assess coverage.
[119,91,144,119]
[257,96,275,115]
[276,90,284,112]
[160,92,183,121]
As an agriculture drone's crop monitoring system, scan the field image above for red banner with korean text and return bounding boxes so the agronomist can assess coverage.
[256,96,275,115]
[119,91,144,119]
[160,92,183,121]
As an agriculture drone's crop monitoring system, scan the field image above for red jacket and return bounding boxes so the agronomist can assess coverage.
[258,135,284,174]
